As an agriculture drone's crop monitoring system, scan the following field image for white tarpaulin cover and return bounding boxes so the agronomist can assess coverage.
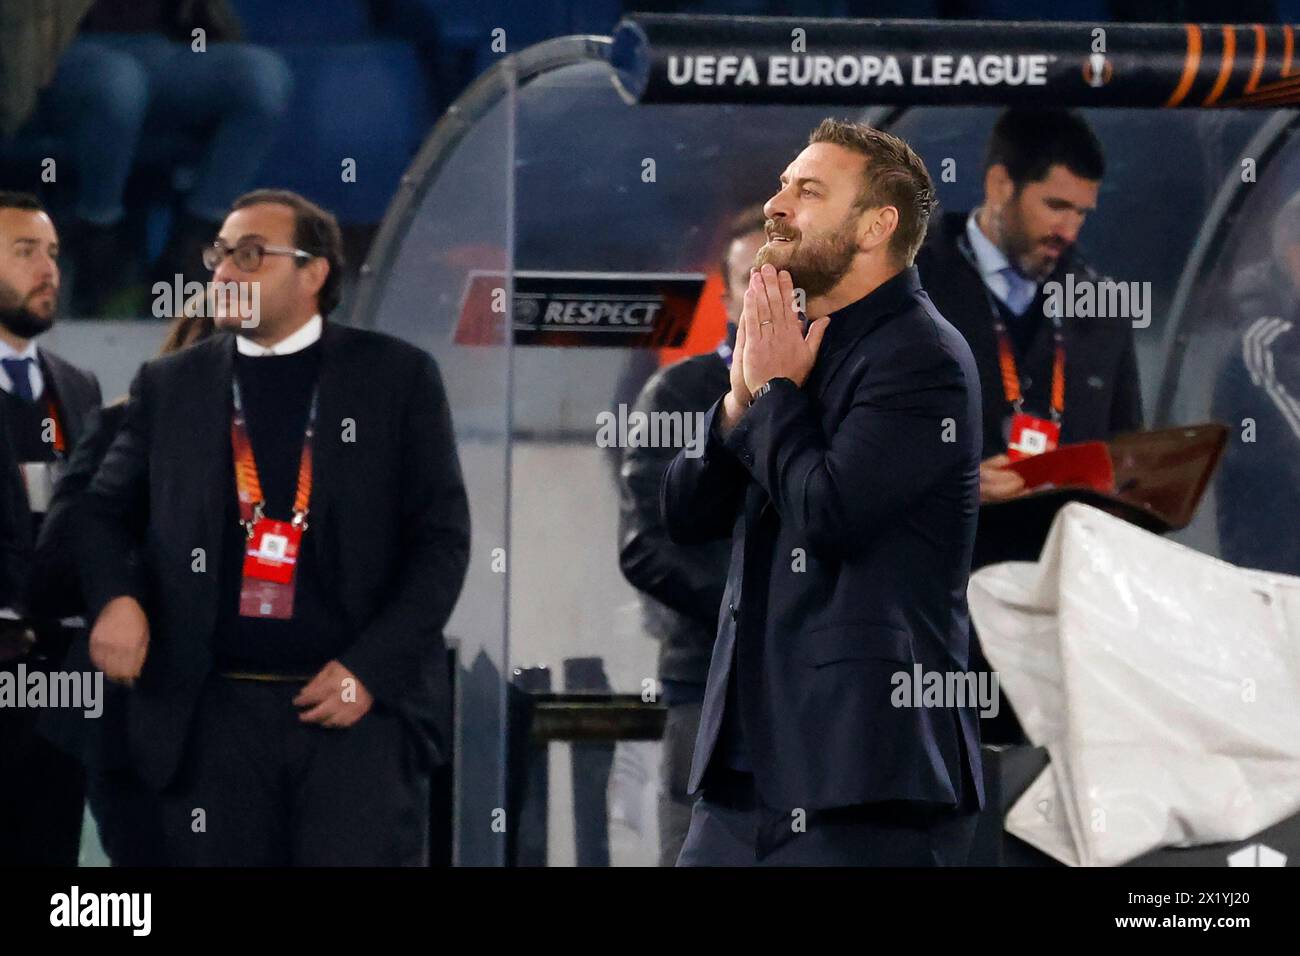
[968,502,1300,866]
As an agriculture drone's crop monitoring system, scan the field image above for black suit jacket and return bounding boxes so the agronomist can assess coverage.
[34,402,131,768]
[618,351,732,685]
[32,403,126,621]
[78,322,471,790]
[1,347,101,617]
[0,421,26,612]
[662,267,985,813]
[915,211,1143,457]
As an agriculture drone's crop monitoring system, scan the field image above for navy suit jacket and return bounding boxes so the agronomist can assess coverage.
[662,266,985,813]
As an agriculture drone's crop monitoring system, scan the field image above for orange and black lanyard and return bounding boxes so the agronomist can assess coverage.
[958,232,1066,426]
[231,377,317,538]
[46,399,66,454]
[993,314,1066,426]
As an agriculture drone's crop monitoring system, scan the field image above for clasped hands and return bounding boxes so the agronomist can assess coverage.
[721,264,830,430]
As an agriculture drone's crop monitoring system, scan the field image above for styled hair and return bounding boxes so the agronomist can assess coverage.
[984,109,1105,189]
[230,189,345,316]
[807,118,936,265]
[0,192,44,213]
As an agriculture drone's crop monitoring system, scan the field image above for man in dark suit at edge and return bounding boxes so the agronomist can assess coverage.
[663,120,984,866]
[0,192,102,866]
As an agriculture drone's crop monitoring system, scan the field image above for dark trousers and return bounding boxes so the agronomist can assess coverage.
[159,676,429,866]
[87,766,168,867]
[659,683,705,867]
[32,638,168,866]
[0,677,85,866]
[677,769,979,867]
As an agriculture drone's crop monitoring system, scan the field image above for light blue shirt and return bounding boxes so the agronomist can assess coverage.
[965,211,1038,317]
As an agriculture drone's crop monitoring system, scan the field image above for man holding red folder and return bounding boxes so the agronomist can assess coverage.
[916,110,1144,744]
[916,109,1143,506]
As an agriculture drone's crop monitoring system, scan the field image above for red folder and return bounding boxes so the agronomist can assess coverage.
[1004,441,1115,494]
[973,424,1229,570]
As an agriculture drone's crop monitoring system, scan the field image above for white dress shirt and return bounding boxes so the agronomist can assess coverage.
[235,314,323,357]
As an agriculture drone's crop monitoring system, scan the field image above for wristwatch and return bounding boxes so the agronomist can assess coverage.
[749,378,790,406]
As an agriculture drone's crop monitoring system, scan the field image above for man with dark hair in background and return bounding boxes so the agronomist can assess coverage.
[664,120,984,866]
[915,109,1143,742]
[619,204,767,866]
[0,191,102,865]
[78,188,470,865]
[918,108,1141,501]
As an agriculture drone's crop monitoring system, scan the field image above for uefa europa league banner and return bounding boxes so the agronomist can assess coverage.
[609,14,1300,109]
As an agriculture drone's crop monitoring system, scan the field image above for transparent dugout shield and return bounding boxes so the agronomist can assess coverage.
[351,53,521,866]
[1155,112,1300,568]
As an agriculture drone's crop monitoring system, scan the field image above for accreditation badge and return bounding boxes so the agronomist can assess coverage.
[1006,412,1061,462]
[239,518,303,619]
[18,461,56,513]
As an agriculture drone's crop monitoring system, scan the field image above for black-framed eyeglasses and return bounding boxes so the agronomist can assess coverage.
[202,240,314,273]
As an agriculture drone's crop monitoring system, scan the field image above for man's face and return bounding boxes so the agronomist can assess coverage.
[723,230,768,323]
[991,163,1099,281]
[757,142,867,300]
[0,208,59,339]
[209,203,310,334]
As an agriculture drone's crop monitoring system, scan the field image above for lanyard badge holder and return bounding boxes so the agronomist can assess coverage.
[958,231,1066,462]
[232,378,317,619]
[1002,318,1065,462]
[18,399,69,514]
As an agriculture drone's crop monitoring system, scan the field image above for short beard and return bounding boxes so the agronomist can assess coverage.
[995,200,1055,282]
[0,282,55,339]
[755,213,858,301]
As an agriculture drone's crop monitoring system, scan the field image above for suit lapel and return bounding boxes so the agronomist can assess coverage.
[941,241,1009,446]
[39,352,87,449]
[197,337,235,554]
[309,322,344,563]
[947,231,1003,372]
[811,332,859,402]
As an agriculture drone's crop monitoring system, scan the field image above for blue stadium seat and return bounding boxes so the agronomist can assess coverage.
[391,0,621,65]
[246,41,432,225]
[964,0,1108,20]
[228,0,373,44]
